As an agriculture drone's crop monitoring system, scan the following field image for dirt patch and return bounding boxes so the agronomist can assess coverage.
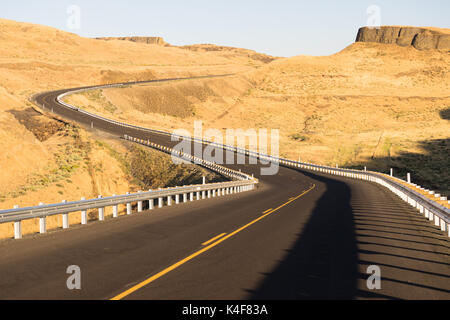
[8,108,65,141]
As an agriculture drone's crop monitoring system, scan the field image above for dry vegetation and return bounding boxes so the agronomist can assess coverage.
[0,117,223,239]
[64,75,253,123]
[178,44,278,64]
[0,17,448,237]
[0,18,269,239]
[67,40,450,196]
[93,139,224,191]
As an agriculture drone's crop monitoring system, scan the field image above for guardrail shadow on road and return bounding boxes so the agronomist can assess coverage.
[246,168,450,299]
[246,171,358,299]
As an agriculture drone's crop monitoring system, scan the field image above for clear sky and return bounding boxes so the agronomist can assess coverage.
[1,0,448,57]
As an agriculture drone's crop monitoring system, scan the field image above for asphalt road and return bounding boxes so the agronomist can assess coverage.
[0,77,448,300]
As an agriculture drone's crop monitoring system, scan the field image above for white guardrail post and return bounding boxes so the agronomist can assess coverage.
[39,202,46,234]
[149,197,154,210]
[62,200,69,229]
[13,205,21,240]
[113,197,119,218]
[137,191,143,212]
[81,197,87,225]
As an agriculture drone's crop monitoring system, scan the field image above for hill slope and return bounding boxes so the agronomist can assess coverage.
[0,18,265,219]
[67,30,450,195]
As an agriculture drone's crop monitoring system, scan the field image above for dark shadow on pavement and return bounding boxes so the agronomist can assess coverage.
[247,171,358,299]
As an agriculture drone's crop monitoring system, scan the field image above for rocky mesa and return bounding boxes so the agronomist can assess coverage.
[356,26,450,50]
[96,36,169,46]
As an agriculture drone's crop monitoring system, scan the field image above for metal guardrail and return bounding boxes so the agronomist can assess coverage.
[1,179,255,223]
[13,82,447,240]
[0,129,258,239]
[218,146,450,233]
[56,84,450,237]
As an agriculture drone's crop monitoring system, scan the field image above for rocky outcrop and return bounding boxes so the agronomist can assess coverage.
[95,37,277,63]
[179,44,277,63]
[356,26,450,50]
[96,36,169,46]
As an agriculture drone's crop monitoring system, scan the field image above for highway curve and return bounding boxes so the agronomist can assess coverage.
[0,76,448,300]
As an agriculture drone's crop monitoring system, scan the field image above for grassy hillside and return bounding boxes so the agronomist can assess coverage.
[0,17,269,219]
[1,17,448,224]
[66,41,450,195]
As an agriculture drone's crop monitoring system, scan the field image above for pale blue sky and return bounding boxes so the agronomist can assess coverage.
[1,0,448,57]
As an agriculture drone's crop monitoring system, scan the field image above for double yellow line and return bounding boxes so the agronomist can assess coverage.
[111,184,316,300]
[202,233,227,246]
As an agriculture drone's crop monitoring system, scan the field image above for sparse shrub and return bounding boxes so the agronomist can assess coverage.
[289,133,308,142]
[126,146,225,190]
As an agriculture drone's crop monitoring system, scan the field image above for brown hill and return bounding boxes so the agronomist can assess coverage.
[0,17,263,222]
[96,36,169,46]
[95,37,278,64]
[1,19,449,236]
[178,44,278,64]
[356,26,450,50]
[69,29,450,197]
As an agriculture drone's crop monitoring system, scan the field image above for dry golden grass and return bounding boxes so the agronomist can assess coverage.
[67,41,450,196]
[178,44,278,64]
[0,125,134,239]
[0,123,223,239]
[0,18,268,239]
[1,18,448,237]
[0,18,261,195]
[64,75,253,123]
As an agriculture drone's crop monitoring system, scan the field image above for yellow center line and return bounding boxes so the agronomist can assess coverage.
[202,233,227,246]
[262,208,273,214]
[110,184,316,300]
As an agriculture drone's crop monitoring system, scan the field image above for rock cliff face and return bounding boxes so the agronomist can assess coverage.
[96,37,169,46]
[356,26,450,50]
